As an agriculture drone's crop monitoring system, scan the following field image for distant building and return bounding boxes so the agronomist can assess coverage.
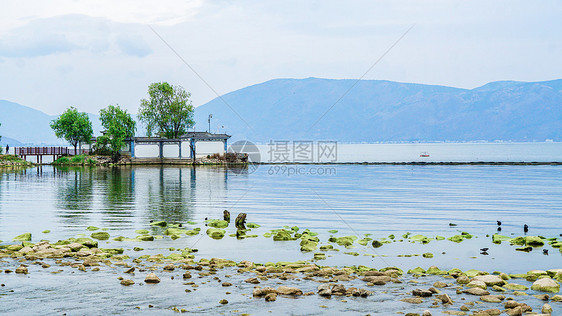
[122,132,230,160]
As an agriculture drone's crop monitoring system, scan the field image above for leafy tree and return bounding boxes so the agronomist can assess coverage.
[138,82,195,138]
[50,107,93,154]
[97,105,136,160]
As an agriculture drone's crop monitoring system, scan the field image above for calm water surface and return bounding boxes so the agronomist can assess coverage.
[1,164,561,314]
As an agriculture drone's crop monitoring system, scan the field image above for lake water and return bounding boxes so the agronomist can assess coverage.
[1,164,561,314]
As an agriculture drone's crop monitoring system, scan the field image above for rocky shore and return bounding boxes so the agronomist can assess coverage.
[0,154,34,167]
[1,215,561,315]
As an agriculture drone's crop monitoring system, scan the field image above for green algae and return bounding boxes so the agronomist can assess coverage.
[150,221,167,227]
[206,228,226,239]
[13,233,32,241]
[135,229,149,235]
[91,232,110,240]
[206,219,229,228]
[86,226,99,231]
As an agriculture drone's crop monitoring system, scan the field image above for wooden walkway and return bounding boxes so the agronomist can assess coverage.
[15,147,88,163]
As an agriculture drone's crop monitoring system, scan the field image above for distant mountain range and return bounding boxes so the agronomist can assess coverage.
[1,78,561,145]
[194,78,562,143]
[0,100,101,146]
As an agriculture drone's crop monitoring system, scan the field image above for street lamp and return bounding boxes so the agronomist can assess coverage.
[208,114,213,133]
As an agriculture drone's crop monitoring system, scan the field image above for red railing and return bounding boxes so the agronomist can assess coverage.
[15,147,89,156]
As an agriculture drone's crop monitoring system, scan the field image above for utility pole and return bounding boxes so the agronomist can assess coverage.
[208,114,213,133]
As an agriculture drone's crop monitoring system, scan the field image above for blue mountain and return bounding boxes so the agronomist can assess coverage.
[194,78,562,143]
[0,100,101,145]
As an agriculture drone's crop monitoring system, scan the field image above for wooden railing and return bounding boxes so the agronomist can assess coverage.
[15,147,89,156]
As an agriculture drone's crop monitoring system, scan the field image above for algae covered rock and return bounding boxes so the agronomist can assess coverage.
[206,228,225,240]
[473,275,506,286]
[371,240,383,248]
[150,221,167,227]
[447,235,464,243]
[329,236,357,247]
[300,239,318,252]
[525,236,544,246]
[13,233,32,242]
[509,236,526,245]
[422,253,434,258]
[531,278,560,293]
[86,226,99,231]
[492,234,511,244]
[410,235,431,244]
[144,273,160,283]
[408,267,426,275]
[207,219,229,228]
[137,235,154,241]
[91,232,110,240]
[427,266,447,275]
[504,283,528,290]
[272,230,292,241]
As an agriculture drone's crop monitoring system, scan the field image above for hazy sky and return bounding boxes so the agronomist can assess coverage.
[0,0,560,115]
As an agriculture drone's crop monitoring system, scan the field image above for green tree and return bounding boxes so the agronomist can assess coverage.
[50,107,94,154]
[97,105,136,160]
[138,82,195,138]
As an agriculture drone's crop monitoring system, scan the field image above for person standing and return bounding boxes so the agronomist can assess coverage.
[5,144,9,154]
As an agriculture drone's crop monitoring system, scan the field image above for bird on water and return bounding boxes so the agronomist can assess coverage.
[497,221,501,226]
[524,224,529,233]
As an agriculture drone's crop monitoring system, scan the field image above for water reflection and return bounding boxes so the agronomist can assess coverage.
[42,166,230,229]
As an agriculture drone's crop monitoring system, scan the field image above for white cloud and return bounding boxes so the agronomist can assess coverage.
[0,0,204,31]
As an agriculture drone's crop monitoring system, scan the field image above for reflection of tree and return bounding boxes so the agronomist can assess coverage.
[100,167,135,227]
[55,166,94,225]
[146,167,193,223]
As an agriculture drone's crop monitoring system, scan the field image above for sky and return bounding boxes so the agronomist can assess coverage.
[0,0,560,115]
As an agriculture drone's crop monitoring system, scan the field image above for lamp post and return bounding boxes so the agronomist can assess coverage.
[208,114,213,133]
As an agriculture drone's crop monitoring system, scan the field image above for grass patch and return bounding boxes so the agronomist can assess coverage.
[53,155,97,165]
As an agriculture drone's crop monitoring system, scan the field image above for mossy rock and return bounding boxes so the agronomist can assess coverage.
[492,234,511,244]
[328,230,338,234]
[447,235,464,243]
[510,236,526,245]
[435,235,445,240]
[272,230,292,241]
[525,236,544,246]
[13,233,32,242]
[101,248,124,255]
[410,234,431,244]
[164,228,189,236]
[503,283,528,290]
[246,223,260,229]
[427,266,447,275]
[206,228,226,240]
[42,230,51,234]
[407,267,426,275]
[300,239,318,252]
[7,244,23,251]
[319,244,334,251]
[136,235,154,241]
[74,238,98,248]
[371,240,383,248]
[135,229,149,235]
[150,221,167,227]
[313,253,326,260]
[86,226,99,231]
[329,236,357,247]
[185,229,199,236]
[207,219,229,228]
[422,252,434,258]
[91,232,110,240]
[465,269,485,277]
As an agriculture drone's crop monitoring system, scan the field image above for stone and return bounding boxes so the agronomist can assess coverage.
[120,279,134,286]
[13,233,32,241]
[15,265,28,274]
[492,285,506,292]
[205,228,225,239]
[525,236,544,246]
[531,278,560,293]
[473,275,506,286]
[412,288,433,297]
[480,295,505,303]
[552,294,562,301]
[265,293,277,302]
[456,275,470,284]
[182,272,191,279]
[433,281,447,288]
[400,297,423,304]
[505,306,522,316]
[504,283,528,290]
[474,309,501,315]
[163,264,175,271]
[253,287,277,297]
[362,275,390,284]
[421,311,432,316]
[219,299,228,304]
[463,288,490,296]
[467,280,487,289]
[542,303,552,314]
[534,294,549,300]
[245,277,260,284]
[273,230,292,241]
[317,284,332,296]
[437,293,453,304]
[276,286,302,296]
[125,267,135,274]
[222,282,232,287]
[144,273,160,283]
[90,232,110,240]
